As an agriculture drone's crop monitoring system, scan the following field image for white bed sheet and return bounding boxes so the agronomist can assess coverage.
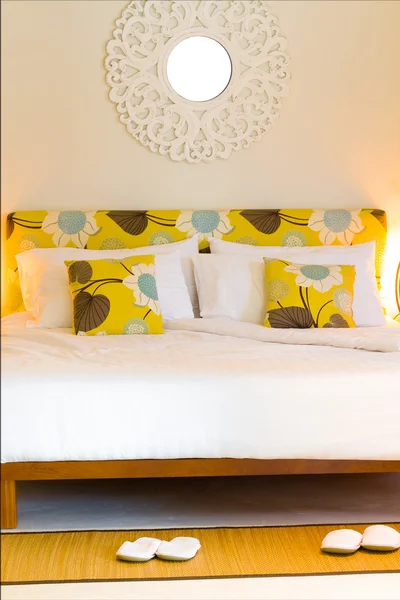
[2,312,400,463]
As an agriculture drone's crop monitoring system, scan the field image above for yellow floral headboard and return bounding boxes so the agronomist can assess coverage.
[4,208,387,316]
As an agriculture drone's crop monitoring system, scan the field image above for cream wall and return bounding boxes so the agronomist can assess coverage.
[2,0,400,308]
[2,0,400,213]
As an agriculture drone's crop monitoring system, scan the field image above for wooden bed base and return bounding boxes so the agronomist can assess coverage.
[2,458,400,529]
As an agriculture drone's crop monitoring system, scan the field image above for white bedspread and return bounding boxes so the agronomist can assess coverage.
[2,313,400,463]
[166,318,400,353]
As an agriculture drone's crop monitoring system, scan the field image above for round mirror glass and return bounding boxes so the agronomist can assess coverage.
[167,36,232,102]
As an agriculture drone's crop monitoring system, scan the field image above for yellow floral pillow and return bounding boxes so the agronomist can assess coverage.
[65,255,163,335]
[264,259,356,328]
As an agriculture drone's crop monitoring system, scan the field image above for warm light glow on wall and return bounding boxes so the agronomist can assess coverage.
[381,227,400,321]
[395,262,400,321]
[1,214,8,314]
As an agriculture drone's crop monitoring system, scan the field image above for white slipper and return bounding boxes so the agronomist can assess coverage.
[361,525,400,552]
[116,537,162,562]
[156,537,201,561]
[321,529,363,554]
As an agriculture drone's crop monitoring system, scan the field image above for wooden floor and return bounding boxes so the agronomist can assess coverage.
[3,524,400,583]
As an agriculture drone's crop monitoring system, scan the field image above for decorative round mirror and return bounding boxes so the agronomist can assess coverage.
[105,1,290,163]
[166,36,232,102]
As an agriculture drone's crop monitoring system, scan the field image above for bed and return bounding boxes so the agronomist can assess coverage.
[2,208,400,529]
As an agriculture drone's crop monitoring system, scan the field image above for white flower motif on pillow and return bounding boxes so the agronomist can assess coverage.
[266,279,290,302]
[123,318,149,334]
[42,211,101,248]
[20,234,40,251]
[123,263,160,315]
[285,264,343,293]
[236,236,257,245]
[176,210,234,242]
[282,230,307,247]
[333,288,354,316]
[149,231,174,245]
[308,209,364,245]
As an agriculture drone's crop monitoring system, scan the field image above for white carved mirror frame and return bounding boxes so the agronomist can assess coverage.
[105,1,291,163]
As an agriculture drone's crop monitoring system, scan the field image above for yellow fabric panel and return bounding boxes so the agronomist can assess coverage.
[3,208,386,316]
[65,255,163,336]
[264,260,356,329]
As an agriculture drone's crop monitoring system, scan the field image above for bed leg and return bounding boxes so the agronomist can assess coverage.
[1,479,17,529]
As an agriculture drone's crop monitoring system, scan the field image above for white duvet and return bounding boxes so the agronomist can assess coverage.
[166,318,400,353]
[2,313,400,463]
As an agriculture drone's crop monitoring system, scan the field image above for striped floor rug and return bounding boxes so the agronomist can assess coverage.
[2,524,399,584]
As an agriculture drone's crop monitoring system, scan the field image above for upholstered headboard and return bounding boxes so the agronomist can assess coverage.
[4,208,387,316]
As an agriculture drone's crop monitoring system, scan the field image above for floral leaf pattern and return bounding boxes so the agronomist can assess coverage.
[6,213,15,240]
[6,212,43,240]
[4,208,388,317]
[264,259,356,329]
[66,255,163,335]
[240,210,282,235]
[267,306,314,329]
[73,292,110,333]
[107,211,177,236]
[68,261,93,284]
[323,314,350,328]
[240,210,309,235]
[107,211,149,236]
[370,209,387,231]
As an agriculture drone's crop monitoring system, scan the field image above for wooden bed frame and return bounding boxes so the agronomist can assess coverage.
[2,458,400,529]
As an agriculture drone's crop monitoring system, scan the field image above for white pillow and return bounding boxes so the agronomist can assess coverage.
[193,254,266,323]
[208,239,385,327]
[16,236,199,328]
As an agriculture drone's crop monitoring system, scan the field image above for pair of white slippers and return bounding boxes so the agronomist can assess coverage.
[116,536,201,562]
[321,525,400,554]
